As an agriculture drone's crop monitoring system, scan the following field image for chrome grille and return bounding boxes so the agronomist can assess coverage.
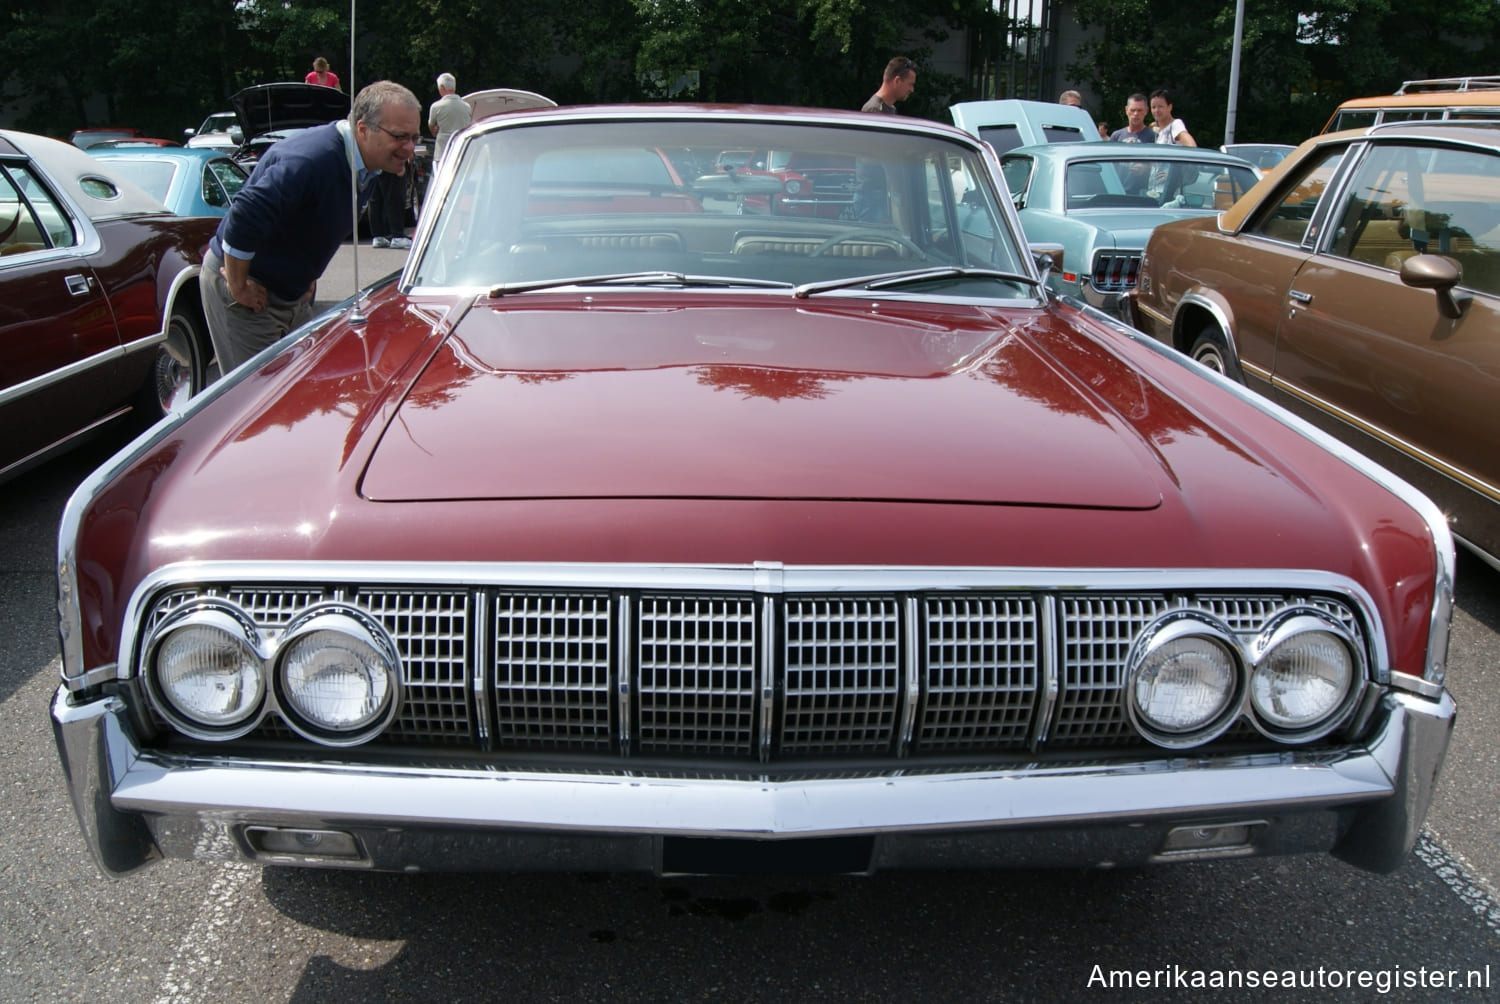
[781,597,901,754]
[919,595,1038,751]
[1054,595,1170,746]
[637,595,758,757]
[493,592,612,750]
[136,582,1368,760]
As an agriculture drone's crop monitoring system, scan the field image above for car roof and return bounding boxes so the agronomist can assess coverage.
[90,146,232,164]
[1004,142,1250,163]
[0,128,171,219]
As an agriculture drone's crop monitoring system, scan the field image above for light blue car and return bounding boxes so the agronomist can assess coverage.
[999,142,1259,315]
[88,147,247,218]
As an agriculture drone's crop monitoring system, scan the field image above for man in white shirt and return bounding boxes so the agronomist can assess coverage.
[428,73,472,166]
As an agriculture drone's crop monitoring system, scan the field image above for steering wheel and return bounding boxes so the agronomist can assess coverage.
[810,228,928,261]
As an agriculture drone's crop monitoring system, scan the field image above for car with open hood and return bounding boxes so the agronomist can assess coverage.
[228,82,351,167]
[52,105,1454,879]
[0,129,218,483]
[950,98,1101,155]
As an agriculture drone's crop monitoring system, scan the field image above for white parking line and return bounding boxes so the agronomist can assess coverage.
[1419,831,1500,937]
[151,859,257,1004]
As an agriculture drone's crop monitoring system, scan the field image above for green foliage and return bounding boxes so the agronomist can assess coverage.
[1071,0,1500,147]
[7,0,1489,143]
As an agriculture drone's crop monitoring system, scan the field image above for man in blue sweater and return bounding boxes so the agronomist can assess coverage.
[200,79,422,371]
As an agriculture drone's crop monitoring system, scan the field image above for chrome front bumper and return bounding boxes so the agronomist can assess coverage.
[52,685,1454,876]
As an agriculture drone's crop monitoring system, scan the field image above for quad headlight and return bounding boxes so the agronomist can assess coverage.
[1248,610,1360,741]
[142,600,400,746]
[1127,605,1365,749]
[1127,613,1243,748]
[273,607,400,746]
[144,604,265,739]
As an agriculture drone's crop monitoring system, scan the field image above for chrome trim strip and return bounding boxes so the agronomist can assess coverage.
[758,595,774,763]
[1102,313,1455,685]
[55,685,1450,846]
[1390,671,1444,700]
[617,594,632,756]
[1032,594,1058,749]
[0,344,136,409]
[898,596,920,755]
[1175,292,1240,360]
[1269,375,1500,504]
[472,590,490,742]
[102,562,1393,693]
[0,406,131,483]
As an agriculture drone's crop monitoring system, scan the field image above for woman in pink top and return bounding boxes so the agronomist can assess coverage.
[304,57,341,90]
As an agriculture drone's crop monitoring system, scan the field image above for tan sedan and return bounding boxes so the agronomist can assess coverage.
[1134,122,1500,568]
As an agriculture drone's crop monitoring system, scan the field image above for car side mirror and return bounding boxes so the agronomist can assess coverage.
[1030,242,1064,285]
[1400,253,1471,320]
[229,127,244,144]
[183,127,194,138]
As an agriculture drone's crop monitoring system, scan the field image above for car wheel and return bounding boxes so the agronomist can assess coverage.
[1188,326,1243,383]
[142,306,208,421]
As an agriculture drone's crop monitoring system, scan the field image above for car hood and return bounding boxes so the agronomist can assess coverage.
[230,83,350,140]
[360,297,1165,508]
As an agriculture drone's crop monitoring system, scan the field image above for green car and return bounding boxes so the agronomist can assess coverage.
[1000,142,1259,316]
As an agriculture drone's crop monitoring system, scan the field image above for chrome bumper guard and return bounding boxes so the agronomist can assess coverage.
[52,685,1454,876]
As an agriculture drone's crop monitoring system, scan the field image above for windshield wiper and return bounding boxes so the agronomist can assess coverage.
[490,272,794,297]
[793,267,1042,299]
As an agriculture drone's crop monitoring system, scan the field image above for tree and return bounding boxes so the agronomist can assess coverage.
[1070,0,1500,147]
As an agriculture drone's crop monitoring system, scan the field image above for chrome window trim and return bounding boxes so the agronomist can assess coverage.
[1090,303,1455,686]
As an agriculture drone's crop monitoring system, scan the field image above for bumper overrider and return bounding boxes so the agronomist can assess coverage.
[53,684,1453,876]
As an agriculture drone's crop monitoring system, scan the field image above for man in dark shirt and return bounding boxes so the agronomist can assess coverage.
[1109,93,1157,144]
[861,57,917,114]
[200,79,421,371]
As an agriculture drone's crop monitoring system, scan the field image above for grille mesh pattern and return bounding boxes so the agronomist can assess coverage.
[637,595,758,756]
[919,595,1038,751]
[781,597,901,754]
[137,583,1364,760]
[493,592,612,749]
[1053,594,1170,745]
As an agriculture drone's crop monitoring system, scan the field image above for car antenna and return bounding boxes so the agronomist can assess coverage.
[345,0,367,325]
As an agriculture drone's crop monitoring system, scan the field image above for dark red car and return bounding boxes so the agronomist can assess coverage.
[1,129,218,483]
[52,106,1454,879]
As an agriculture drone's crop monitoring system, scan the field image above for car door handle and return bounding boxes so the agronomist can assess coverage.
[65,274,93,296]
[1288,289,1312,304]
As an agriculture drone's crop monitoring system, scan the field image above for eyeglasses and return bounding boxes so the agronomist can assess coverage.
[375,125,419,145]
[898,59,917,73]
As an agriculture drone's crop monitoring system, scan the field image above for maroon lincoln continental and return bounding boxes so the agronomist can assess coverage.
[1,130,218,484]
[51,105,1455,878]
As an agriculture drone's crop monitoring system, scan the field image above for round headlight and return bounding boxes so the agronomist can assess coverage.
[276,611,399,744]
[149,608,264,735]
[1127,614,1242,747]
[783,178,803,195]
[1250,614,1357,737]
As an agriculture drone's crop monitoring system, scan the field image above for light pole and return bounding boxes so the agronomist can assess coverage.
[1224,0,1246,144]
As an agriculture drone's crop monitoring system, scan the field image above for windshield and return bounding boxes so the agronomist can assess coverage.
[1064,157,1259,210]
[410,118,1030,298]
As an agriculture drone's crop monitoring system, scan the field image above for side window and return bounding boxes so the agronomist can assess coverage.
[9,165,76,247]
[210,160,246,201]
[1330,110,1376,132]
[1415,146,1500,298]
[201,166,227,208]
[1248,148,1345,245]
[0,166,52,255]
[999,156,1032,198]
[1328,145,1414,268]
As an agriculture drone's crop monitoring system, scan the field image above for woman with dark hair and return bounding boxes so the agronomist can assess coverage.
[1150,88,1196,146]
